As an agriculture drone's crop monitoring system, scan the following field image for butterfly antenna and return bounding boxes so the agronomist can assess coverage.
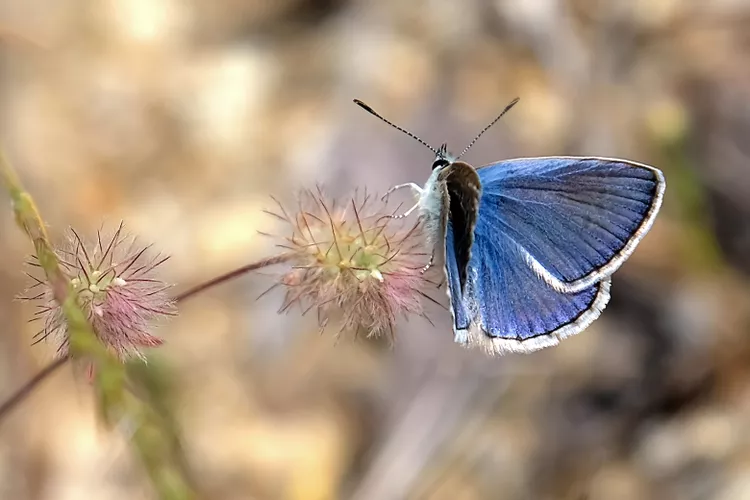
[456,97,520,160]
[353,99,438,154]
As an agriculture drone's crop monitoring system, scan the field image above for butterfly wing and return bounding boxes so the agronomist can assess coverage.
[445,217,611,354]
[441,156,662,354]
[476,157,665,292]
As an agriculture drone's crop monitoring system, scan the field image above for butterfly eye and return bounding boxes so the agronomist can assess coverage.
[432,158,451,170]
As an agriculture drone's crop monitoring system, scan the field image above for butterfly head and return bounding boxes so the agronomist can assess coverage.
[431,143,454,171]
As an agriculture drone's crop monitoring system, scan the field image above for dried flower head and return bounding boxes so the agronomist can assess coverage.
[263,187,437,340]
[22,223,176,360]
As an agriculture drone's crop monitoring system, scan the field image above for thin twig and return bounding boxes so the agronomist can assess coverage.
[175,252,295,302]
[0,356,69,420]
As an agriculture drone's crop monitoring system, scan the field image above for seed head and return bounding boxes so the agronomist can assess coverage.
[263,188,436,340]
[22,223,176,360]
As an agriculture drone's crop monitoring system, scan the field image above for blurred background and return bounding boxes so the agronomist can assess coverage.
[1,0,750,499]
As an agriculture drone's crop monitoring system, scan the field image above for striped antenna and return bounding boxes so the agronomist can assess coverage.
[353,99,438,155]
[456,97,520,160]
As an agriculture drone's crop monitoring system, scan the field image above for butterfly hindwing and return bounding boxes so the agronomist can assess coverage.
[477,157,665,292]
[445,217,611,354]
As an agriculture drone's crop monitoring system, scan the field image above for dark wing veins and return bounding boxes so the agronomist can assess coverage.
[439,161,482,292]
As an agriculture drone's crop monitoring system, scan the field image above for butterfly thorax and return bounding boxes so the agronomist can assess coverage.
[418,146,455,247]
[418,164,449,247]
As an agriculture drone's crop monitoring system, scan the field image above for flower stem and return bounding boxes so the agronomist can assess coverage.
[175,252,295,302]
[0,356,69,420]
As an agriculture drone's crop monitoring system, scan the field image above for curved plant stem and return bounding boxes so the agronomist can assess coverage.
[0,356,69,420]
[0,252,295,422]
[175,252,294,302]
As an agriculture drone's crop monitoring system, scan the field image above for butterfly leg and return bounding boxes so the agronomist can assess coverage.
[382,182,423,200]
[382,182,423,219]
[421,251,434,274]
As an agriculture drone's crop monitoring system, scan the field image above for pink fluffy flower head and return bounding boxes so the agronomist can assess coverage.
[264,188,436,340]
[23,223,176,360]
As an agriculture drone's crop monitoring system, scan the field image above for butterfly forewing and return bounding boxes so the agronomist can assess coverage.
[476,157,665,292]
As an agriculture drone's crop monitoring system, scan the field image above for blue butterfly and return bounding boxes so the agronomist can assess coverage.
[354,98,665,354]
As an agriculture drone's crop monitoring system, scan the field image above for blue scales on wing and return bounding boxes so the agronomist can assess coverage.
[445,219,611,353]
[477,157,665,292]
[443,157,664,354]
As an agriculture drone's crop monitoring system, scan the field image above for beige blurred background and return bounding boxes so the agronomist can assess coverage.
[2,0,750,499]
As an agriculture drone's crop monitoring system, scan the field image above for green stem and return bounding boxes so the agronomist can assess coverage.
[1,151,195,500]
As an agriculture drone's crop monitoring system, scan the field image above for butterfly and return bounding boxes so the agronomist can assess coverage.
[354,98,666,355]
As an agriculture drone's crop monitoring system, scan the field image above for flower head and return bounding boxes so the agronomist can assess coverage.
[264,187,435,340]
[23,223,176,360]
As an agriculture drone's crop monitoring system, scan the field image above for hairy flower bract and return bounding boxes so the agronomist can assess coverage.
[23,223,176,360]
[264,188,435,340]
